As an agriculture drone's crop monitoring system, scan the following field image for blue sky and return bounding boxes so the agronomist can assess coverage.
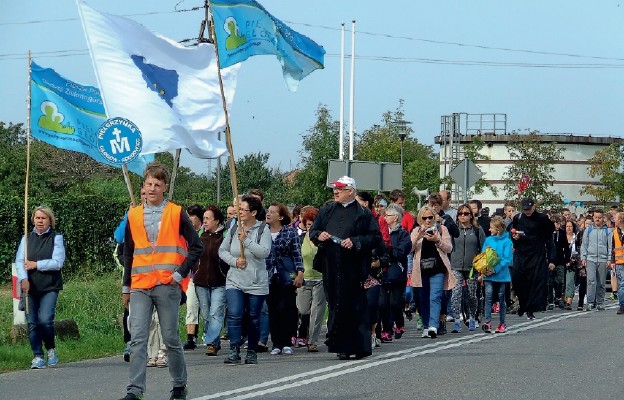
[1,0,623,175]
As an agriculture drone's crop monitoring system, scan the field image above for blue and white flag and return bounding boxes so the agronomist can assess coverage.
[30,61,153,175]
[77,1,239,159]
[210,0,325,91]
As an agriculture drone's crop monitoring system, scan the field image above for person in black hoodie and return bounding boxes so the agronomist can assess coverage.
[548,215,568,310]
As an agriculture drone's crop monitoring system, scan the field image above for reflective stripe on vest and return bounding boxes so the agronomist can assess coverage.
[615,229,624,264]
[128,202,188,289]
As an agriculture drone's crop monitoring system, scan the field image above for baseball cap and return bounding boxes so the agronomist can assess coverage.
[481,207,490,216]
[521,198,535,210]
[330,176,356,190]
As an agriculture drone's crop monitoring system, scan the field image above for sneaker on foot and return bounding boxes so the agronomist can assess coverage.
[123,342,131,362]
[547,303,555,311]
[296,338,307,348]
[394,326,405,339]
[527,312,536,320]
[617,306,624,315]
[205,344,218,356]
[307,343,319,352]
[494,323,507,333]
[245,350,258,364]
[565,303,573,311]
[446,315,455,322]
[428,327,438,338]
[380,332,393,343]
[493,303,500,313]
[451,320,462,333]
[468,318,476,331]
[558,300,565,309]
[146,358,157,367]
[224,349,241,364]
[421,329,430,338]
[282,346,294,355]
[482,322,492,333]
[270,348,282,355]
[47,348,58,366]
[156,356,168,368]
[256,342,268,353]
[438,322,447,335]
[597,305,605,311]
[31,356,46,369]
[183,340,196,351]
[169,386,187,400]
[415,316,423,330]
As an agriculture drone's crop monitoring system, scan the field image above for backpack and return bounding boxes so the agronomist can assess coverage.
[228,221,267,248]
[472,246,500,274]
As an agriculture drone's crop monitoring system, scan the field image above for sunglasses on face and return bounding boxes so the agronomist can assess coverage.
[458,212,472,216]
[422,215,435,221]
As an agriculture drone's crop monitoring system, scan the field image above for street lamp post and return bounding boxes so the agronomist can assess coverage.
[394,119,411,175]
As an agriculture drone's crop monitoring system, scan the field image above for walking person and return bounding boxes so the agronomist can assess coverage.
[411,206,456,339]
[510,198,555,319]
[481,217,513,334]
[449,204,485,332]
[194,205,229,356]
[218,195,271,365]
[120,162,203,400]
[309,176,381,360]
[265,202,304,356]
[611,212,624,314]
[378,204,412,342]
[15,206,66,369]
[562,221,581,310]
[547,215,567,310]
[581,208,613,311]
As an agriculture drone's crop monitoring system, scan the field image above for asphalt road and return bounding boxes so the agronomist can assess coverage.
[2,301,622,400]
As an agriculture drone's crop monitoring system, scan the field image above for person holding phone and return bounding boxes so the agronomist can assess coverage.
[410,206,456,339]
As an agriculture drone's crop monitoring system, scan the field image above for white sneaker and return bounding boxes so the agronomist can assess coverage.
[374,337,381,348]
[421,330,430,338]
[282,346,293,355]
[270,348,282,355]
[428,327,438,338]
[446,315,455,322]
[371,334,376,348]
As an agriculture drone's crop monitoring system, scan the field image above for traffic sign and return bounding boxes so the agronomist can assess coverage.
[449,158,483,189]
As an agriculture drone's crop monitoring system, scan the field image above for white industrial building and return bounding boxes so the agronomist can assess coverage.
[435,113,623,212]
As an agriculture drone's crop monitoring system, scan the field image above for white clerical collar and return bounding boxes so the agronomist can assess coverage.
[340,199,356,207]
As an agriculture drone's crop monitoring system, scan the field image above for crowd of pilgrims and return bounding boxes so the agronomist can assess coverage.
[121,186,624,366]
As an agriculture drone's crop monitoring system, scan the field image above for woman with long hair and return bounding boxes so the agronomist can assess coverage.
[449,204,485,332]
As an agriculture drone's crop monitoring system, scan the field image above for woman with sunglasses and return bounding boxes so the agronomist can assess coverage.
[449,204,486,332]
[410,206,456,338]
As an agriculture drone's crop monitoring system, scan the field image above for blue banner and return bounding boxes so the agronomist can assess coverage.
[29,61,152,175]
[210,0,325,91]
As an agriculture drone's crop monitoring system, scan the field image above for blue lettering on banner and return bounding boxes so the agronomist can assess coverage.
[97,117,142,165]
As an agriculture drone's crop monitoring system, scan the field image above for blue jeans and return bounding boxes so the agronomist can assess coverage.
[616,265,624,307]
[226,289,265,351]
[418,273,445,330]
[484,281,507,324]
[259,299,269,345]
[26,290,59,357]
[195,285,226,347]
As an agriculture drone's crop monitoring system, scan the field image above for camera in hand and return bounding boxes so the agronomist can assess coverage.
[425,227,435,234]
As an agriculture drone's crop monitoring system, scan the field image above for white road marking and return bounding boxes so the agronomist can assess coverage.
[192,306,616,399]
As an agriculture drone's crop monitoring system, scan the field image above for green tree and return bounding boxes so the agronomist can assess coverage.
[291,105,339,206]
[580,144,624,205]
[355,101,440,208]
[502,131,564,208]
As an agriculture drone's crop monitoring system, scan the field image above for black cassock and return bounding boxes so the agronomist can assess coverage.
[309,201,381,357]
[510,211,555,314]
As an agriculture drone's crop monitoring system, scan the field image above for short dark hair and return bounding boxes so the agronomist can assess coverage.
[292,205,303,218]
[356,191,374,210]
[204,205,224,225]
[428,193,443,206]
[389,189,405,202]
[248,188,265,201]
[241,195,263,216]
[186,204,204,221]
[144,162,169,183]
[469,199,483,210]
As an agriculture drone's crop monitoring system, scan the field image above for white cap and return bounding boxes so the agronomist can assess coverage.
[330,176,356,190]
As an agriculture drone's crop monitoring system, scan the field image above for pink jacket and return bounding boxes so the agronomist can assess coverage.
[410,225,457,290]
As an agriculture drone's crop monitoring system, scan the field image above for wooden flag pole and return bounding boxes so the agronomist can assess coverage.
[24,52,33,314]
[121,165,136,207]
[168,148,181,201]
[206,1,246,260]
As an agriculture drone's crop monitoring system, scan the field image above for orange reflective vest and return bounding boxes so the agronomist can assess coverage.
[615,228,624,264]
[128,202,189,290]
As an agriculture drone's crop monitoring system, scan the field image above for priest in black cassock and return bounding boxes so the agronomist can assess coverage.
[510,197,556,319]
[309,176,382,360]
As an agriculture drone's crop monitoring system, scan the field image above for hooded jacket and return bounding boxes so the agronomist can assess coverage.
[482,231,513,282]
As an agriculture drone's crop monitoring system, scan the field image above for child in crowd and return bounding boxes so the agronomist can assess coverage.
[481,216,513,333]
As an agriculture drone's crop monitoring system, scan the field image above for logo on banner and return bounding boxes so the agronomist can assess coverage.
[97,117,142,165]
